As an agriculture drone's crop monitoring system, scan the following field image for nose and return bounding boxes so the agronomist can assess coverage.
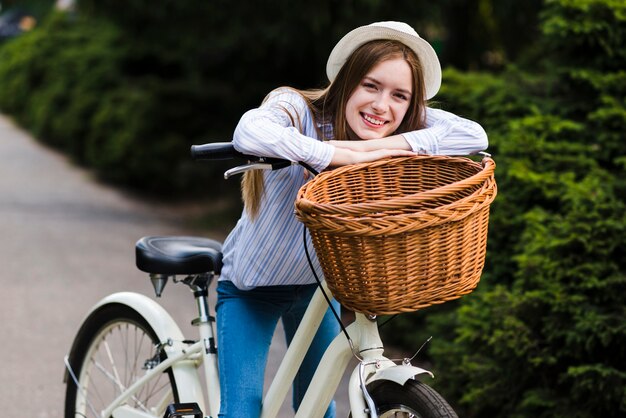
[371,93,390,113]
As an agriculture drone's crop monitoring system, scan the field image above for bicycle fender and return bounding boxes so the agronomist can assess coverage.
[79,292,206,409]
[367,364,434,386]
[89,291,187,344]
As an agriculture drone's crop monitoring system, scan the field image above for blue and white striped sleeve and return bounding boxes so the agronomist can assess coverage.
[232,88,335,172]
[401,108,488,156]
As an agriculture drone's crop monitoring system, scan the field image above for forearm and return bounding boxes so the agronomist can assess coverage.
[329,144,415,167]
[402,108,488,155]
[328,135,411,152]
[233,90,335,171]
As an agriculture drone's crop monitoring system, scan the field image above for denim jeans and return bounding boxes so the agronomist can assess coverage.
[216,280,339,418]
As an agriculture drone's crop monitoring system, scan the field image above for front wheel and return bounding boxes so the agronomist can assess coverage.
[367,380,458,418]
[64,303,180,418]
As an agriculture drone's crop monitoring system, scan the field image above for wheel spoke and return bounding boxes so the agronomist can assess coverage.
[66,355,101,418]
[85,353,109,414]
[94,356,126,393]
[93,332,154,413]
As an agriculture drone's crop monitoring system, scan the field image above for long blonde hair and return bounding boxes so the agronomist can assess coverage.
[243,40,427,219]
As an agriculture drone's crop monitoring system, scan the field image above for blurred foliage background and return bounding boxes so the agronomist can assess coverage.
[0,0,624,417]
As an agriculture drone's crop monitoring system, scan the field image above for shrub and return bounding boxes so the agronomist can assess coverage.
[0,12,227,194]
[413,1,626,417]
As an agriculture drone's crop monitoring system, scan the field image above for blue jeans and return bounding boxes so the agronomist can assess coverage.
[216,280,339,418]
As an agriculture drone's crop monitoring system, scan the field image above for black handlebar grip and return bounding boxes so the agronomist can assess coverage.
[191,142,297,173]
[191,142,245,160]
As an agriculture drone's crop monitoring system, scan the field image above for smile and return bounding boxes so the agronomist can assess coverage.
[361,113,387,127]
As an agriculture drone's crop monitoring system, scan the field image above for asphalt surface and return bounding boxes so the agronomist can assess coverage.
[0,114,351,417]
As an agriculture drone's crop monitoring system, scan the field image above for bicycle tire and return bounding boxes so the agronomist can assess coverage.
[64,303,180,418]
[366,379,458,418]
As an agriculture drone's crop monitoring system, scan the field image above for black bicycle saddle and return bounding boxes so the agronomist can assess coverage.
[135,236,223,275]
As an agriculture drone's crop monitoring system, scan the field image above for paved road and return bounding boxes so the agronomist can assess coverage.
[0,114,351,417]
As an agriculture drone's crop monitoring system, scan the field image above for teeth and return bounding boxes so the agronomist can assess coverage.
[363,114,385,125]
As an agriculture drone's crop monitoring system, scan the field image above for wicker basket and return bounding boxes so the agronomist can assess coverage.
[295,155,497,315]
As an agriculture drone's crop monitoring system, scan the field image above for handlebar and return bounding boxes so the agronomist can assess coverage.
[191,142,248,160]
[191,142,298,179]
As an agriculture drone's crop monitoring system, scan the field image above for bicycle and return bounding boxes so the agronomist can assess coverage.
[63,142,462,418]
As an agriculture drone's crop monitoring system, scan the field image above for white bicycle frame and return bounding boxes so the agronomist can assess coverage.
[73,281,433,418]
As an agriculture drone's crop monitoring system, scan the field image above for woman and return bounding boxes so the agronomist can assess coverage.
[216,21,487,418]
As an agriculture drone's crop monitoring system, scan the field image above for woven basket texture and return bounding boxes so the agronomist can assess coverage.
[295,155,497,315]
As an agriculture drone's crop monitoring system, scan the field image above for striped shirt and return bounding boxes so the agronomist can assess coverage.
[220,88,488,289]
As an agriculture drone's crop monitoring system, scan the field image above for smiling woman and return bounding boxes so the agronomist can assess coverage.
[217,21,488,418]
[345,57,414,140]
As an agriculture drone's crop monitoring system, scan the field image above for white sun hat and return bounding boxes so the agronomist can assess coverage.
[326,21,442,100]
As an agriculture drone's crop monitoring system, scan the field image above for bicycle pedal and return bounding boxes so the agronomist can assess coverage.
[163,402,204,418]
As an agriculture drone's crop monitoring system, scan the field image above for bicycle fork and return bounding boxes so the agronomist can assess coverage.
[262,283,434,418]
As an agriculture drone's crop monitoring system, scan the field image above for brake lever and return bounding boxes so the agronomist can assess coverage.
[224,159,293,179]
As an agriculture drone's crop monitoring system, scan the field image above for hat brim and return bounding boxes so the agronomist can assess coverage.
[326,25,442,100]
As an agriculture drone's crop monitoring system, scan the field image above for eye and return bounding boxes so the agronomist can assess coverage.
[394,92,410,101]
[362,82,377,90]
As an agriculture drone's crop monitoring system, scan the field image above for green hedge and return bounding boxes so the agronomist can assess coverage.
[0,15,123,153]
[379,1,626,417]
[0,0,547,196]
[0,12,229,194]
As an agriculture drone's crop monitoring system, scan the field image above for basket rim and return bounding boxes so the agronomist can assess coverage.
[296,155,495,216]
[298,177,497,236]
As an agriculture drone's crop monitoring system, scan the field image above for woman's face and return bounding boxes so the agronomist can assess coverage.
[345,57,413,140]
